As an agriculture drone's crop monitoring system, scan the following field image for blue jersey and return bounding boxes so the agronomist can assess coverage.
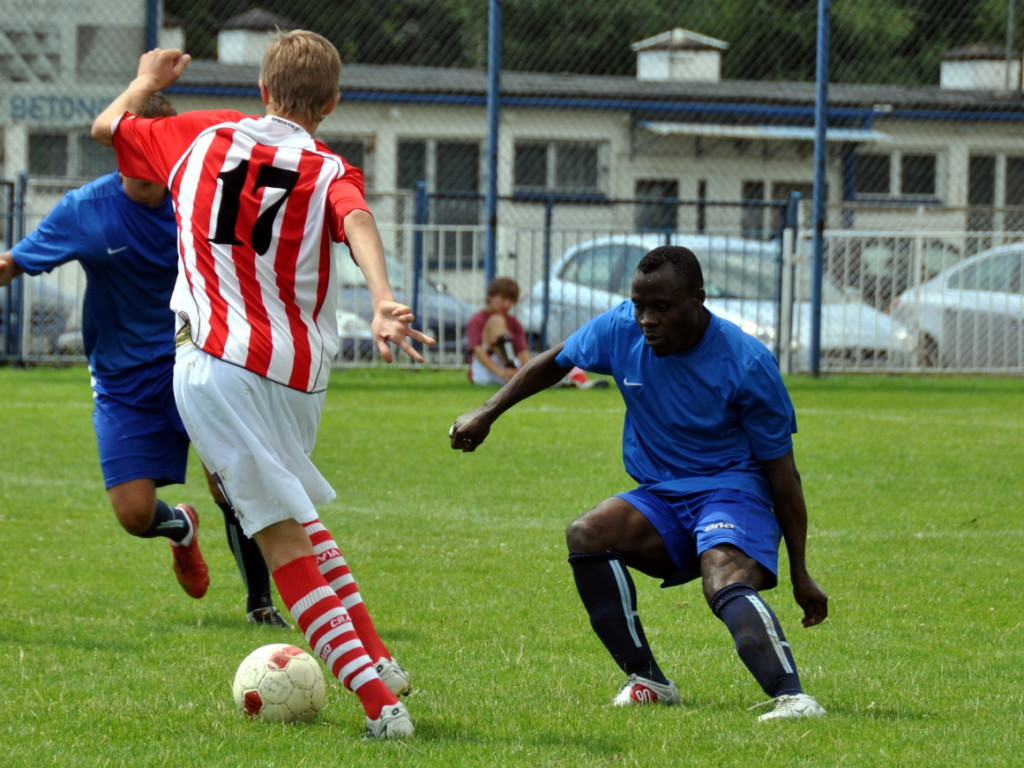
[12,172,178,402]
[556,301,796,503]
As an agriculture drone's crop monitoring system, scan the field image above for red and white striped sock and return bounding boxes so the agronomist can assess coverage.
[303,519,391,662]
[272,555,396,718]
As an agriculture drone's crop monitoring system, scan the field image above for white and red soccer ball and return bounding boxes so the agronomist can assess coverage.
[232,643,326,723]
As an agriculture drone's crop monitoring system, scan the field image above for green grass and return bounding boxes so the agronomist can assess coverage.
[1,366,1022,767]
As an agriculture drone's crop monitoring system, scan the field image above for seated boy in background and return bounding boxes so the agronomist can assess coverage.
[466,277,606,389]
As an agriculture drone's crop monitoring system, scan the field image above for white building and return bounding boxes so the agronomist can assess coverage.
[3,5,1024,287]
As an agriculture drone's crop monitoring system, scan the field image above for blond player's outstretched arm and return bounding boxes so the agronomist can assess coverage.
[343,209,436,363]
[91,48,192,145]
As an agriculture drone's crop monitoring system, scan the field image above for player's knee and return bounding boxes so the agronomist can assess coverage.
[565,514,602,552]
[114,506,153,536]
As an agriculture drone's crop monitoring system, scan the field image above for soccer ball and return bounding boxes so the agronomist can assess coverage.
[231,643,326,723]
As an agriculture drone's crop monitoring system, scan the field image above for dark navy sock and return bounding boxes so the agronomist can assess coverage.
[569,551,669,684]
[139,499,190,542]
[216,500,273,612]
[710,582,803,697]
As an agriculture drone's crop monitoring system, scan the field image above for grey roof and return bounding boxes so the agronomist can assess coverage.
[940,43,1018,61]
[173,58,1024,118]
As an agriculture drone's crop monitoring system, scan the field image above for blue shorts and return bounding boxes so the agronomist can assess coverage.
[617,487,782,590]
[92,390,190,490]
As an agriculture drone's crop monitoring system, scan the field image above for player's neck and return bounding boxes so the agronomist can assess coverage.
[266,108,320,136]
[120,175,167,208]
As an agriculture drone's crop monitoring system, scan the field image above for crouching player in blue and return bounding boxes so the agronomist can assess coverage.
[0,95,289,628]
[449,245,828,720]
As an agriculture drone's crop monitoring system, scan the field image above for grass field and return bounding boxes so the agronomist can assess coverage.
[1,365,1022,767]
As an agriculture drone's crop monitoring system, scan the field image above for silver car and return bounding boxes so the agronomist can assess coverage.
[889,243,1024,370]
[519,234,912,371]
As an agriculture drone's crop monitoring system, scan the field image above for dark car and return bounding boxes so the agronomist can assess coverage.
[335,250,475,362]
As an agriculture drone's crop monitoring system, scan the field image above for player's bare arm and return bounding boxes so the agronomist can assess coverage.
[0,252,24,286]
[450,346,570,452]
[91,48,191,145]
[344,209,435,363]
[763,452,829,627]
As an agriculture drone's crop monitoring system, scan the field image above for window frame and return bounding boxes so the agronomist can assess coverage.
[512,139,608,197]
[854,150,940,202]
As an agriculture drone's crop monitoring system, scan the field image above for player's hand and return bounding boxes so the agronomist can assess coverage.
[448,411,491,452]
[792,572,828,627]
[0,254,18,286]
[371,300,436,363]
[136,48,191,91]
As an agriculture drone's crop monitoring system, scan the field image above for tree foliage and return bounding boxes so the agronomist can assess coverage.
[164,0,1023,86]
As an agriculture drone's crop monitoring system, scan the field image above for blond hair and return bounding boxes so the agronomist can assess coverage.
[260,30,341,127]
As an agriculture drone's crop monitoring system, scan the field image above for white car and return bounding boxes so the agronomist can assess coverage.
[519,234,912,371]
[889,243,1024,369]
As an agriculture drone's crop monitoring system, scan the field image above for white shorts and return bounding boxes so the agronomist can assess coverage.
[173,343,335,537]
[470,353,520,386]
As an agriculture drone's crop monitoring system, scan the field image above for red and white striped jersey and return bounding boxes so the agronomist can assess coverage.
[112,110,370,393]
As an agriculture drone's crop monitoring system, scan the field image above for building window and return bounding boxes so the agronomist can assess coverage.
[901,153,936,196]
[513,142,547,189]
[78,135,116,179]
[854,153,891,196]
[29,134,68,177]
[968,154,996,240]
[323,137,372,188]
[398,139,480,220]
[1005,156,1024,231]
[28,131,116,179]
[397,140,427,191]
[555,144,598,191]
[634,179,678,232]
[741,180,766,237]
[397,138,482,267]
[513,140,606,195]
[1006,156,1024,206]
[856,151,937,200]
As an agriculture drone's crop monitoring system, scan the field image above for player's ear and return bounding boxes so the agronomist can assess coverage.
[258,79,271,106]
[321,91,340,118]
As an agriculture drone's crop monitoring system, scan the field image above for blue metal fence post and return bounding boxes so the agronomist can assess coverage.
[412,181,428,351]
[484,0,501,287]
[8,173,28,360]
[145,0,160,49]
[810,0,831,377]
[540,196,554,350]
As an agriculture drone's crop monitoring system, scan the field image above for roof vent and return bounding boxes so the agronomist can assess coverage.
[631,28,728,83]
[939,43,1019,91]
[217,8,295,65]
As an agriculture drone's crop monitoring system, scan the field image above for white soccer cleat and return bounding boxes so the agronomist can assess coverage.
[756,693,827,721]
[612,674,681,706]
[374,657,412,696]
[364,702,414,739]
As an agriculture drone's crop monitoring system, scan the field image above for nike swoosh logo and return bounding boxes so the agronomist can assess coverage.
[623,377,643,387]
[107,246,128,255]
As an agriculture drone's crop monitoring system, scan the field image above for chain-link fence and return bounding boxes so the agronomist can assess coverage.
[1,1,1022,373]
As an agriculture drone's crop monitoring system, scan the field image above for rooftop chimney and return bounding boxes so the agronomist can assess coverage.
[217,8,294,65]
[631,28,728,83]
[940,43,1020,91]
